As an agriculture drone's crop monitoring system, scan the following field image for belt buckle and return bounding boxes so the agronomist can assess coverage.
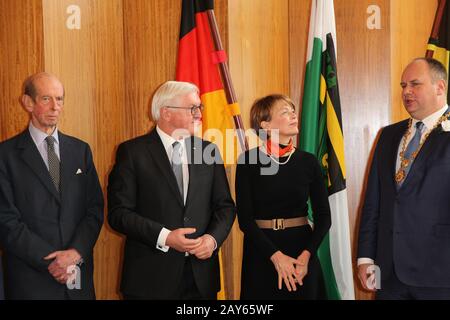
[272,218,285,230]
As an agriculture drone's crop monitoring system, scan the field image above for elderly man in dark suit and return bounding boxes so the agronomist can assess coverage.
[108,80,235,299]
[357,58,450,299]
[0,72,104,299]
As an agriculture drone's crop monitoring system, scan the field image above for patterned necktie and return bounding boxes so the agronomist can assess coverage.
[46,136,60,192]
[171,141,184,198]
[400,121,424,184]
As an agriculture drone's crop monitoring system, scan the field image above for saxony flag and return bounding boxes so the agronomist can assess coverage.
[299,0,355,300]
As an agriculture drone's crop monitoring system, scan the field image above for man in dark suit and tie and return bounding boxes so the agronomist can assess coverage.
[108,81,235,299]
[0,72,104,299]
[357,58,450,299]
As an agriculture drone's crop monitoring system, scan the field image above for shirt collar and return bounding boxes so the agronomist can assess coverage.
[156,126,186,153]
[412,104,449,131]
[28,122,59,146]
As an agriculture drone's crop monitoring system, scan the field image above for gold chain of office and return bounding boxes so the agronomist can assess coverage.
[395,113,450,184]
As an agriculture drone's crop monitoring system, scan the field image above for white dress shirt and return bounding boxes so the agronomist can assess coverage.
[28,122,60,169]
[395,104,448,172]
[155,126,189,252]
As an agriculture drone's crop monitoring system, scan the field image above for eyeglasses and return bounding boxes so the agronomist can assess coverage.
[36,95,65,106]
[165,104,204,115]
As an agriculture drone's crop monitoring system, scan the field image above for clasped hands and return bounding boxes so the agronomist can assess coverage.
[165,228,215,259]
[44,248,82,284]
[270,250,311,292]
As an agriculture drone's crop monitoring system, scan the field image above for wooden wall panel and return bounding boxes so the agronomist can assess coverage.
[334,0,391,300]
[228,0,290,299]
[0,0,44,140]
[122,0,181,138]
[42,0,126,299]
[289,0,311,111]
[390,0,437,122]
[0,0,44,280]
[122,0,228,138]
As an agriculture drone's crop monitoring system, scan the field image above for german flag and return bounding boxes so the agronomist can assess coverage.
[176,0,236,300]
[427,0,449,101]
[176,0,236,165]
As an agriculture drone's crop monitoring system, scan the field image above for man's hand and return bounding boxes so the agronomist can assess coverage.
[358,263,377,292]
[44,248,81,284]
[165,228,202,253]
[189,234,216,260]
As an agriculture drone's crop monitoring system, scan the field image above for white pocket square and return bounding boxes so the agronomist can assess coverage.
[76,169,83,175]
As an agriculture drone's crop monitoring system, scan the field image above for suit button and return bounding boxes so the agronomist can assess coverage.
[184,217,189,222]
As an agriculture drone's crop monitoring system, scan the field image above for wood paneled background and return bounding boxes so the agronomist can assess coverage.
[0,0,437,300]
[0,0,44,138]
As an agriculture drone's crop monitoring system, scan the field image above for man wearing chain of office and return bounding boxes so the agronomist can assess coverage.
[357,57,450,299]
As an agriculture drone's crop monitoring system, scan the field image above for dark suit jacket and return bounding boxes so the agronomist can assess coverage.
[107,129,235,299]
[358,115,450,287]
[0,129,104,299]
[0,255,4,300]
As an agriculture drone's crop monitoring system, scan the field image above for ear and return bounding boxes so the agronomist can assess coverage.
[160,107,171,121]
[22,95,34,112]
[260,120,270,130]
[436,79,447,96]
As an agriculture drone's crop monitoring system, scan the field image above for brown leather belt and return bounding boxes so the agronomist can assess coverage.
[255,217,308,230]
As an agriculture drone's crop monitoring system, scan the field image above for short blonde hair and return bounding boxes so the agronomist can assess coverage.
[151,81,199,121]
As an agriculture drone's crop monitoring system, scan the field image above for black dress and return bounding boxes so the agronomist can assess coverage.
[235,147,331,300]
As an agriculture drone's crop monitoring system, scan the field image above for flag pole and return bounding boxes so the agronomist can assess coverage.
[206,9,248,152]
[426,0,447,58]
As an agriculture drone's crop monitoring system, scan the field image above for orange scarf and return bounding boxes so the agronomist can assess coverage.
[266,139,293,157]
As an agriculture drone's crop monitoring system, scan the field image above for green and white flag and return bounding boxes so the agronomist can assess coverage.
[299,0,355,300]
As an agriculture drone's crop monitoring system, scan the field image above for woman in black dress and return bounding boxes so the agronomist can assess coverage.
[236,94,331,300]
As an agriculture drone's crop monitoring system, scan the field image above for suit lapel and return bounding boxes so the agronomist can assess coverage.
[388,121,408,190]
[18,130,61,202]
[59,132,76,205]
[185,137,198,206]
[146,130,184,206]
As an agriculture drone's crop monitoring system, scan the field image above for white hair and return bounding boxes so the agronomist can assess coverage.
[151,81,199,121]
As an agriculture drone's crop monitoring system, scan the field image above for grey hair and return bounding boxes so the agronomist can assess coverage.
[23,72,64,100]
[151,81,199,121]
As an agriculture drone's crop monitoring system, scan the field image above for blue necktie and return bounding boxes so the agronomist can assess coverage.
[404,121,424,159]
[171,141,184,198]
[400,121,424,184]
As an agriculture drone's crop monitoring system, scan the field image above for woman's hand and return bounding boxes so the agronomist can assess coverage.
[294,250,311,285]
[270,250,301,291]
